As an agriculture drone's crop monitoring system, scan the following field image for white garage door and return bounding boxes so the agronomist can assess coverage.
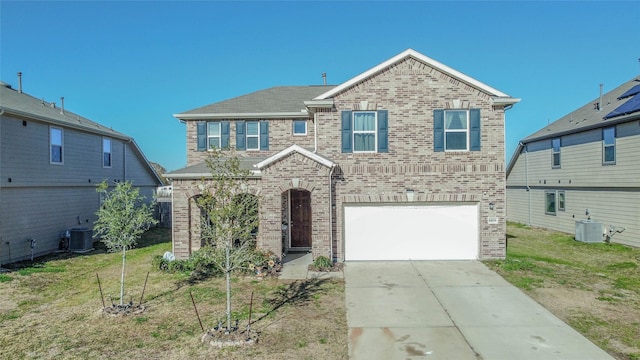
[344,204,479,261]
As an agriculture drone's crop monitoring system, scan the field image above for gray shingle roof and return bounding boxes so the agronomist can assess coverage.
[0,82,129,139]
[523,76,640,143]
[165,156,266,179]
[176,85,335,116]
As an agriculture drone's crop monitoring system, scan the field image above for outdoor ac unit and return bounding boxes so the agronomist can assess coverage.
[69,228,93,251]
[575,220,603,243]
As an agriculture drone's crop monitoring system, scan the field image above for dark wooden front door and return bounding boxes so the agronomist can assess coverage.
[290,190,311,248]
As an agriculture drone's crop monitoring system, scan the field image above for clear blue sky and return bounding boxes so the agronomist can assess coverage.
[2,1,639,172]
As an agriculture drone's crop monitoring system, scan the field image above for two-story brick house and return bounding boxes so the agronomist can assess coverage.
[167,49,519,262]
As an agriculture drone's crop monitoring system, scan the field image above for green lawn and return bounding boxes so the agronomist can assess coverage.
[486,223,640,360]
[0,228,347,360]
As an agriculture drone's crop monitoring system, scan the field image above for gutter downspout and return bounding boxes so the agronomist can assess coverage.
[313,112,318,153]
[328,164,335,262]
[522,142,531,226]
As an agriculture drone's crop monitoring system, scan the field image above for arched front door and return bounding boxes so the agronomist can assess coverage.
[289,189,311,248]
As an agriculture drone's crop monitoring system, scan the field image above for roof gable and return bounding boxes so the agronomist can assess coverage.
[255,145,334,169]
[314,49,516,103]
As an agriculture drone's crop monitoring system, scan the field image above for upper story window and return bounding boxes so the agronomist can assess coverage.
[50,126,63,164]
[208,122,221,149]
[602,127,616,164]
[196,121,230,151]
[444,110,469,151]
[236,121,268,151]
[433,109,481,152]
[341,110,388,153]
[103,137,112,168]
[551,138,561,168]
[353,112,377,152]
[293,120,307,135]
[246,121,260,150]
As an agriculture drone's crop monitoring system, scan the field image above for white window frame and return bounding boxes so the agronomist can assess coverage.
[207,122,221,150]
[558,191,565,212]
[444,110,470,152]
[552,138,561,168]
[50,126,63,164]
[293,120,307,136]
[246,121,260,151]
[102,137,112,168]
[602,127,616,165]
[545,191,556,215]
[352,111,377,153]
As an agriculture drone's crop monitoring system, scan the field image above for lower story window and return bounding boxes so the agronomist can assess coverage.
[545,191,556,215]
[558,191,565,211]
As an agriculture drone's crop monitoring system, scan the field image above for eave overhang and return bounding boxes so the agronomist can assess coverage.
[173,111,309,121]
[164,170,262,180]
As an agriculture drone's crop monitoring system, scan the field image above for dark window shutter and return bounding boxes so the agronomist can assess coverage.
[470,109,481,151]
[236,121,246,150]
[377,110,388,153]
[197,122,206,151]
[433,110,444,152]
[221,121,230,148]
[341,111,352,153]
[260,121,269,150]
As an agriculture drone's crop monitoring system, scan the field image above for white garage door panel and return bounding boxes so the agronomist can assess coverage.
[345,205,478,261]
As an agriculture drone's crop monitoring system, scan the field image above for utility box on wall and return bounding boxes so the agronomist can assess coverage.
[575,220,603,243]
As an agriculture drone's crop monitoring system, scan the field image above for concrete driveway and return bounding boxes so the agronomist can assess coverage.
[345,261,613,360]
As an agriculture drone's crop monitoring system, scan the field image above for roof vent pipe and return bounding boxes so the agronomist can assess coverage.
[60,97,65,115]
[322,72,327,85]
[17,72,23,93]
[599,83,603,112]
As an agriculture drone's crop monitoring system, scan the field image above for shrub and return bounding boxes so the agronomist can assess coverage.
[313,256,333,269]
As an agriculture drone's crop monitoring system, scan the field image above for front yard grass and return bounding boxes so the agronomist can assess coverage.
[0,228,347,359]
[487,223,640,360]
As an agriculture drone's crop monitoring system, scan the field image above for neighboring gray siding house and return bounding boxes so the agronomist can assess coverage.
[0,81,162,265]
[507,76,640,248]
[167,49,519,262]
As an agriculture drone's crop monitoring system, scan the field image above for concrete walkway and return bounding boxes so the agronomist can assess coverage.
[345,261,613,360]
[278,252,344,280]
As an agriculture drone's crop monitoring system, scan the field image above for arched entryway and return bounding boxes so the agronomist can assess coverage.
[282,189,312,251]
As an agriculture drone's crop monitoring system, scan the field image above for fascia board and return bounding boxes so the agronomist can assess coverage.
[174,111,308,120]
[1,107,130,141]
[165,171,262,180]
[493,97,521,106]
[303,99,334,108]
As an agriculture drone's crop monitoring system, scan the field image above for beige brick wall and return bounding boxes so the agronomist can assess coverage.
[173,56,508,261]
[318,57,507,260]
[186,118,315,166]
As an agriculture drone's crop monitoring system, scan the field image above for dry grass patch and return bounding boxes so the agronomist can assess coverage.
[0,228,347,359]
[486,223,640,360]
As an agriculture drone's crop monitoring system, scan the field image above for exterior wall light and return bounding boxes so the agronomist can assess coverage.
[489,202,495,210]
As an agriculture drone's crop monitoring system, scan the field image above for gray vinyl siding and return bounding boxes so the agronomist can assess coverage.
[507,188,639,248]
[508,128,640,188]
[0,115,160,264]
[507,120,640,248]
[0,187,99,264]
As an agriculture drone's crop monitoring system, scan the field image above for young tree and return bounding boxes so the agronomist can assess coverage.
[94,181,157,306]
[197,148,259,332]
